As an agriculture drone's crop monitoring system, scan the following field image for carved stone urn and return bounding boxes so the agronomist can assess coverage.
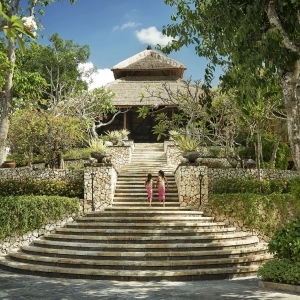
[182,151,201,163]
[90,152,109,163]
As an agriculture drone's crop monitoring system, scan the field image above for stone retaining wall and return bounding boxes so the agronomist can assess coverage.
[0,167,83,181]
[175,164,208,210]
[0,214,78,254]
[84,164,118,212]
[208,168,300,192]
[109,145,132,170]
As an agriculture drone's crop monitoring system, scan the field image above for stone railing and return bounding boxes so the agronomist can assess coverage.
[175,164,208,210]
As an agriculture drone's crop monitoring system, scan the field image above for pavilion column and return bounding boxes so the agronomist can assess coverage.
[123,110,127,129]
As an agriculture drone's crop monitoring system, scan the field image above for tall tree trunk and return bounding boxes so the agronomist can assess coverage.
[280,60,300,171]
[0,40,15,165]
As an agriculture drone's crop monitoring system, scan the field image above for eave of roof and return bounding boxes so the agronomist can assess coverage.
[105,76,198,107]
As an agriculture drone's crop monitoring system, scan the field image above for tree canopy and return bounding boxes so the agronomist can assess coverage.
[161,0,300,169]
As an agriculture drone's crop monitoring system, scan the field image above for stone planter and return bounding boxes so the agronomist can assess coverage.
[1,161,16,168]
[182,151,201,163]
[90,152,109,163]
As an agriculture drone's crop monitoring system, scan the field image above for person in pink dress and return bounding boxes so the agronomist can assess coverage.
[144,173,153,207]
[156,170,168,207]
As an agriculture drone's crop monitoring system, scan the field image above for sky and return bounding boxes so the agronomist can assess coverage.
[36,0,222,89]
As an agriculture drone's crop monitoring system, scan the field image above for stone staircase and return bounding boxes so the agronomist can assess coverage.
[0,143,271,280]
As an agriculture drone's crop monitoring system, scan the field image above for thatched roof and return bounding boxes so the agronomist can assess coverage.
[111,49,186,80]
[106,76,198,107]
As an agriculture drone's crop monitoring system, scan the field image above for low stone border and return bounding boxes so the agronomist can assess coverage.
[259,281,300,294]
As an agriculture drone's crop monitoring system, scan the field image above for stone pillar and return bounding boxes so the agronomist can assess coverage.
[175,164,208,211]
[84,163,118,213]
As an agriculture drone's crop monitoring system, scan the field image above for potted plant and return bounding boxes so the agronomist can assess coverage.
[169,130,180,141]
[174,135,200,163]
[105,130,123,145]
[119,129,130,140]
[88,139,110,163]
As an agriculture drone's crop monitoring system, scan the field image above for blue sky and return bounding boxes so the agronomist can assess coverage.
[36,0,221,88]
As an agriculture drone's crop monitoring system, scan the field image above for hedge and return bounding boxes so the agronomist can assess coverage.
[0,195,79,240]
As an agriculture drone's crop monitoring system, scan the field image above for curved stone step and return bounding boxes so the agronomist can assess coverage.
[65,221,228,229]
[19,244,268,260]
[8,252,272,270]
[74,216,214,222]
[0,256,265,280]
[44,231,253,243]
[54,227,239,236]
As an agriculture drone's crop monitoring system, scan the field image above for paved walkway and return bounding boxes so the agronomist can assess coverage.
[0,270,299,300]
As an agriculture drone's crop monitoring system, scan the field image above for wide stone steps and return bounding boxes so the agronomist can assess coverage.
[0,142,270,280]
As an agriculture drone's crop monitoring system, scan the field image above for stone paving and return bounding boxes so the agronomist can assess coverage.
[0,270,299,300]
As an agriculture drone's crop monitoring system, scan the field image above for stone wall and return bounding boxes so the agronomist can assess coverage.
[0,214,77,254]
[166,144,182,166]
[84,163,118,212]
[108,145,132,170]
[0,167,83,181]
[175,164,208,210]
[208,168,300,192]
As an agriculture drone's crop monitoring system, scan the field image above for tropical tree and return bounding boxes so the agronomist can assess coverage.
[9,108,85,168]
[18,33,90,107]
[161,0,300,170]
[53,88,131,140]
[0,0,76,165]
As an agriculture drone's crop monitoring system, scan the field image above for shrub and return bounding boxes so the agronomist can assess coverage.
[258,259,300,285]
[0,195,79,239]
[290,177,300,198]
[268,220,300,262]
[208,193,300,237]
[0,179,84,198]
[212,178,291,194]
[62,148,91,160]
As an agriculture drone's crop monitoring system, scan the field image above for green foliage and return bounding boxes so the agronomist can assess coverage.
[238,133,290,170]
[0,179,84,198]
[0,195,79,240]
[174,135,200,152]
[0,3,36,53]
[209,193,300,237]
[290,177,300,198]
[88,138,109,153]
[258,259,300,285]
[62,148,91,160]
[268,220,300,262]
[18,33,90,102]
[9,108,86,166]
[212,178,291,194]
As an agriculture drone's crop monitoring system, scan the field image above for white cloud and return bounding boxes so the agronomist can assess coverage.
[112,25,119,31]
[78,62,115,90]
[135,26,174,46]
[121,21,141,30]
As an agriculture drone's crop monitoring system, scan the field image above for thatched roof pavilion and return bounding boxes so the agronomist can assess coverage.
[103,48,191,142]
[106,49,187,107]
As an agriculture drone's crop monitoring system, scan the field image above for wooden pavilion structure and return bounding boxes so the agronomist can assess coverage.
[102,48,189,142]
